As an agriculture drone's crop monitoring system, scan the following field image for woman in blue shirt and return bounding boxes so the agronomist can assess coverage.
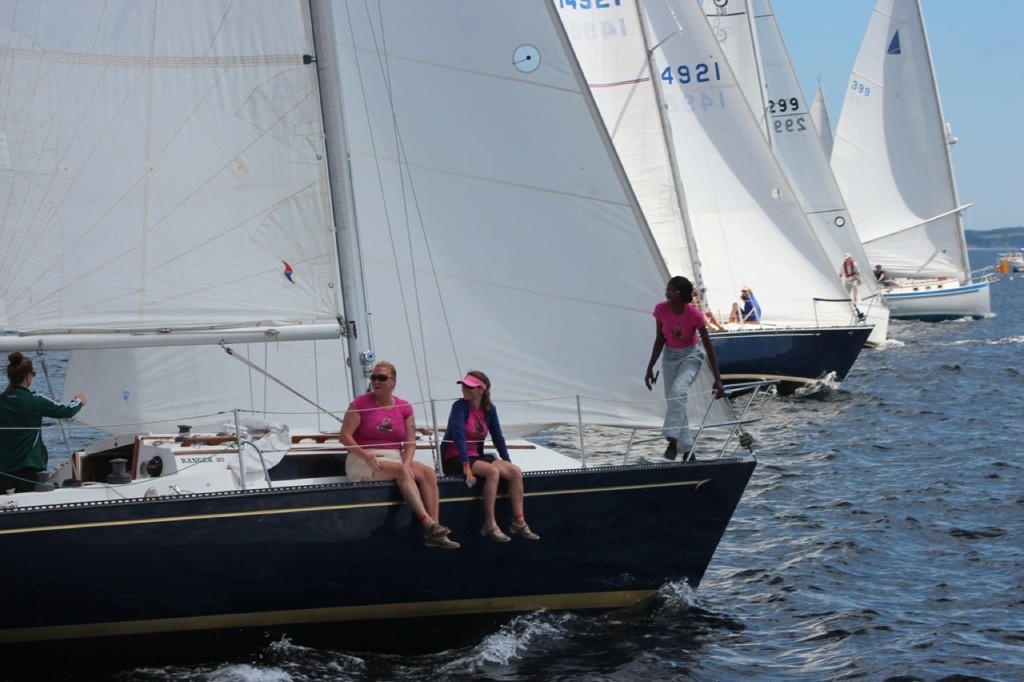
[440,371,539,542]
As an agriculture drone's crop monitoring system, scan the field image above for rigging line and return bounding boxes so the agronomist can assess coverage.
[339,0,403,376]
[219,342,342,424]
[32,347,74,462]
[345,2,457,417]
[375,15,460,416]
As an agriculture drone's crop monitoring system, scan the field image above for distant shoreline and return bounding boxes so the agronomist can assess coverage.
[966,227,1024,248]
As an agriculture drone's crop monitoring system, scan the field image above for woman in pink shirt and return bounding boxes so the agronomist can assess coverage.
[340,361,458,549]
[644,276,725,461]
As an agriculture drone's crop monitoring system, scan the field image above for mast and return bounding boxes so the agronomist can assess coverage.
[633,2,707,295]
[308,0,375,396]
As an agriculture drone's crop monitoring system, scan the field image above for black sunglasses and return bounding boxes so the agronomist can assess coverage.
[369,373,391,382]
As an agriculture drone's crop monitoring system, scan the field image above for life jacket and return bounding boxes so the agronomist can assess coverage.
[842,258,858,278]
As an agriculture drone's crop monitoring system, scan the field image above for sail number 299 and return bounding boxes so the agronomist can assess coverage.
[661,62,721,85]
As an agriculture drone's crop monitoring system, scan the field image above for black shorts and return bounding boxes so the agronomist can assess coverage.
[441,454,496,476]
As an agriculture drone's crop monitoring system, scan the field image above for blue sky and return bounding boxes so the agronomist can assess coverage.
[772,0,1024,230]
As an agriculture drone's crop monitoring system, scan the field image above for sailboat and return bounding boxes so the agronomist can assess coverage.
[830,0,995,320]
[702,0,890,347]
[559,0,871,394]
[0,0,757,659]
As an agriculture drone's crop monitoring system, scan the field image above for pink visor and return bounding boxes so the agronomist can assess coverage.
[457,374,486,389]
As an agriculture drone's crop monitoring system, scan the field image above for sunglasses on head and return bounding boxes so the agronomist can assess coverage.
[369,373,391,382]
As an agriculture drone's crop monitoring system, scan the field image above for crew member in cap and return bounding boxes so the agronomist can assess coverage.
[840,253,861,303]
[440,370,539,542]
[728,285,761,324]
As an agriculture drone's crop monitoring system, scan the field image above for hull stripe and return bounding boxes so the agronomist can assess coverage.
[0,589,657,643]
[0,478,710,536]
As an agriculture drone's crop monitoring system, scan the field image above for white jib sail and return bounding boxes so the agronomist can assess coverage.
[329,0,732,434]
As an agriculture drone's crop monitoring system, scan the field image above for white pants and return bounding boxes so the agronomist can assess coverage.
[661,344,705,447]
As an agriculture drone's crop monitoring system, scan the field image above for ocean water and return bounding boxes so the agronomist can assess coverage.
[34,250,1024,681]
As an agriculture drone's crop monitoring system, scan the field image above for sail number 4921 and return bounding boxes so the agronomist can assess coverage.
[557,0,622,7]
[661,62,722,85]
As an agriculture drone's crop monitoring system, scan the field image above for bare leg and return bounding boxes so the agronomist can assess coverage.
[501,460,539,540]
[494,460,525,519]
[471,459,501,529]
[411,461,440,521]
[728,303,740,323]
[374,460,431,527]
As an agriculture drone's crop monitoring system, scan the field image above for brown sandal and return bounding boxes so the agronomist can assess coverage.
[480,524,511,543]
[424,522,451,539]
[425,535,460,549]
[509,521,540,541]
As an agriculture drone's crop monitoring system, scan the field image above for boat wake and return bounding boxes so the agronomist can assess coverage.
[792,373,841,398]
[437,611,576,674]
[944,335,1024,346]
[874,337,906,349]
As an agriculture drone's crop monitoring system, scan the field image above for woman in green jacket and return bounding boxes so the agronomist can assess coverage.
[0,352,86,493]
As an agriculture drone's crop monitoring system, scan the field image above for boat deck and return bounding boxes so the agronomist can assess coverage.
[0,430,584,510]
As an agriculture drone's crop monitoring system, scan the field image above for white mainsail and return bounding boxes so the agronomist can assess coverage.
[831,0,972,280]
[559,0,856,329]
[0,1,343,346]
[0,1,730,436]
[703,0,888,343]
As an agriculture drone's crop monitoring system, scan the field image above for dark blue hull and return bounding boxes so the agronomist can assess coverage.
[711,326,872,394]
[0,458,754,663]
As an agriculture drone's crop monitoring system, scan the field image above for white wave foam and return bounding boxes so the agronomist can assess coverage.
[437,611,575,674]
[657,579,699,610]
[944,335,1024,346]
[793,372,840,397]
[206,664,293,682]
